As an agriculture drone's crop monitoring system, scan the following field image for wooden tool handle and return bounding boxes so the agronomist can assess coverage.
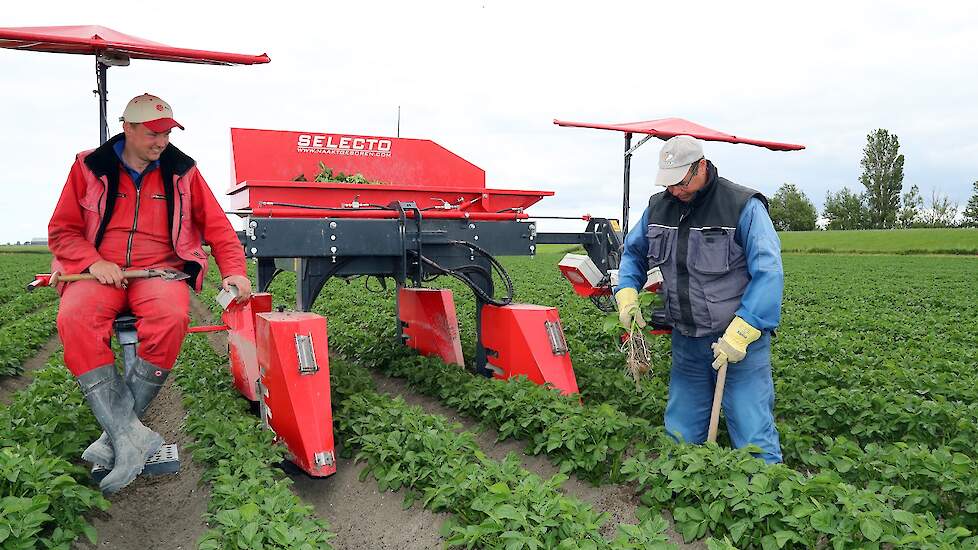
[707,361,728,443]
[55,270,152,283]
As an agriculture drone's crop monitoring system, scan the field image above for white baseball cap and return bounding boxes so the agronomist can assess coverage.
[119,93,184,132]
[655,135,704,186]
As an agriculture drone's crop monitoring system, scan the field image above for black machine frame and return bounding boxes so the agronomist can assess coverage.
[242,201,621,375]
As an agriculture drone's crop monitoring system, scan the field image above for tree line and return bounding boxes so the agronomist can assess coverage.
[768,129,978,230]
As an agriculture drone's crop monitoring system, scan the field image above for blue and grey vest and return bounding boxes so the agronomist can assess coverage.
[645,162,767,337]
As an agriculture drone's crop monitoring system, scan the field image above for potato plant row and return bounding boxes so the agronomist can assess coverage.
[623,444,972,549]
[0,287,58,329]
[506,254,978,455]
[296,273,975,548]
[282,262,978,534]
[776,384,978,455]
[0,304,58,376]
[351,340,645,483]
[567,346,978,531]
[0,252,52,304]
[207,251,977,546]
[426,251,978,532]
[175,335,337,550]
[0,353,109,549]
[328,355,679,550]
[334,333,974,547]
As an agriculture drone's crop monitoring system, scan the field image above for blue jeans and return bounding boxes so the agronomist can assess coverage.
[664,331,782,463]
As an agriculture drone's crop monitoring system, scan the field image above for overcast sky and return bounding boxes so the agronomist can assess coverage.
[2,1,976,243]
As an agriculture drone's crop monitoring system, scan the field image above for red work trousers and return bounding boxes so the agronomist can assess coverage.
[57,278,190,377]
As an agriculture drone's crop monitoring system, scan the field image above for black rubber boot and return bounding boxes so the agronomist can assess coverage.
[82,360,169,469]
[77,365,164,494]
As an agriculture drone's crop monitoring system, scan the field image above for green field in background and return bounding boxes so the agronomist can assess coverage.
[6,229,976,257]
[778,228,978,255]
[543,228,978,256]
[0,245,50,254]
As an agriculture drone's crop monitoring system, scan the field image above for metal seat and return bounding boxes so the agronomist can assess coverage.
[113,313,138,334]
[113,312,140,370]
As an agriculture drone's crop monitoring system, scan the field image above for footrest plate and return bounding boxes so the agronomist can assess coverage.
[91,443,181,483]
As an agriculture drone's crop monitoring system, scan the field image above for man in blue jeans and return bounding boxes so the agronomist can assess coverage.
[614,135,783,463]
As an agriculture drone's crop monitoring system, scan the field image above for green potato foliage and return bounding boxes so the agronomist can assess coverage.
[286,251,978,548]
[0,355,109,548]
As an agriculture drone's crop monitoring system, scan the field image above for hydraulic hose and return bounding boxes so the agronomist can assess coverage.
[408,240,515,307]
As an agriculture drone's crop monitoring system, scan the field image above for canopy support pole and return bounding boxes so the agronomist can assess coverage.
[626,134,656,157]
[621,133,659,235]
[96,58,109,144]
[622,132,632,234]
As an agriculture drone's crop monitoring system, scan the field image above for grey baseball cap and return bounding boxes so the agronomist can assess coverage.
[655,135,704,186]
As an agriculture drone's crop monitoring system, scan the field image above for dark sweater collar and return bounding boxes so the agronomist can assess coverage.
[112,138,159,186]
[84,133,196,179]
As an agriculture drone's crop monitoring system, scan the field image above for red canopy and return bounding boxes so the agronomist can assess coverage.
[0,25,270,65]
[553,117,804,151]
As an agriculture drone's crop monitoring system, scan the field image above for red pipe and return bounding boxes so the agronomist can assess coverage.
[249,208,528,221]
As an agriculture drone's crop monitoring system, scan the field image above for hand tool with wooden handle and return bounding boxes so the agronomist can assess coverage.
[706,361,728,443]
[27,268,189,291]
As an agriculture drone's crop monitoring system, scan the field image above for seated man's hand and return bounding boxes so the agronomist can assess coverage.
[88,260,125,288]
[222,275,252,303]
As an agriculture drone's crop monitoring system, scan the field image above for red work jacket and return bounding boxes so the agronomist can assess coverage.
[48,134,246,292]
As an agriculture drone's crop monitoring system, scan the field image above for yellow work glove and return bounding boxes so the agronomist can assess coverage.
[614,288,646,330]
[711,316,761,370]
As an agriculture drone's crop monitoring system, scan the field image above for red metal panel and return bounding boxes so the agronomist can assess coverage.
[230,128,486,189]
[257,312,336,477]
[398,288,464,366]
[480,304,579,395]
[250,293,273,323]
[221,293,274,401]
[553,117,805,151]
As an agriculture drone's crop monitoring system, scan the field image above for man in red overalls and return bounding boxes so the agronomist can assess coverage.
[48,94,252,494]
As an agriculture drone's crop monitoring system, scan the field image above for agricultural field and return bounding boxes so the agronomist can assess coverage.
[292,248,978,549]
[1,243,977,549]
[777,228,978,255]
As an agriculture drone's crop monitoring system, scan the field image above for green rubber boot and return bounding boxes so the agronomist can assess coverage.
[77,365,164,495]
[81,360,169,469]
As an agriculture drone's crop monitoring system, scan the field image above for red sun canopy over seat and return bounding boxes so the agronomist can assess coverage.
[0,25,270,65]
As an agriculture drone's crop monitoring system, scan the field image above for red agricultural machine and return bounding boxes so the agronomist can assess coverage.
[181,127,636,476]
